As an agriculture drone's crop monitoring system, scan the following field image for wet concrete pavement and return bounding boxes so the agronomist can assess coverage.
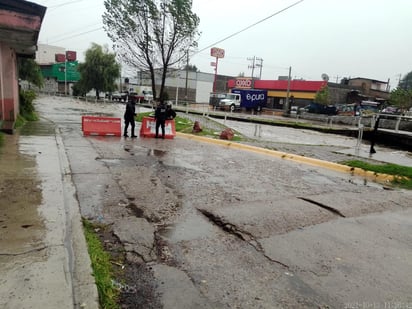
[0,117,98,308]
[1,95,412,308]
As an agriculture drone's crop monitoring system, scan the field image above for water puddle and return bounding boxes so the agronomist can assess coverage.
[147,149,167,157]
[0,134,45,254]
[160,211,216,243]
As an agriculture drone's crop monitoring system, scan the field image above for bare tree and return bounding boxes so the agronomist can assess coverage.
[103,0,199,101]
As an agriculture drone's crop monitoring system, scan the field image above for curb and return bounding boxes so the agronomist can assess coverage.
[55,128,100,309]
[176,132,394,185]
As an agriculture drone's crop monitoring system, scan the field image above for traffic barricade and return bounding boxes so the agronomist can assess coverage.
[139,116,176,139]
[82,116,121,136]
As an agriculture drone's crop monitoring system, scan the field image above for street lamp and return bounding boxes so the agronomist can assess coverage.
[64,56,67,95]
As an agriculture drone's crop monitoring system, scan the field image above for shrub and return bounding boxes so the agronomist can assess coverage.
[19,90,38,122]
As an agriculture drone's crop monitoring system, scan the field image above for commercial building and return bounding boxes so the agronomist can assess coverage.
[129,68,233,104]
[35,44,80,94]
[226,77,390,109]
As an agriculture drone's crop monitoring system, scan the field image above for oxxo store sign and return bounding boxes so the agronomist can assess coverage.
[235,78,253,89]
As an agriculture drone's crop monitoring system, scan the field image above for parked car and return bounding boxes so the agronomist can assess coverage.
[381,106,401,115]
[306,102,337,115]
[337,104,356,116]
[111,92,128,102]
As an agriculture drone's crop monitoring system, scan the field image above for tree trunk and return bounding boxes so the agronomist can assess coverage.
[159,64,168,103]
[149,66,156,101]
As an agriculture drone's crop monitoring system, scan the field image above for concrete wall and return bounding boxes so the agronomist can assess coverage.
[196,80,213,103]
[36,44,65,64]
[0,42,18,122]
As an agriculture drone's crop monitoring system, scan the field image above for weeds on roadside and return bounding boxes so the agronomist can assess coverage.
[83,219,120,309]
[341,160,412,189]
[14,90,38,128]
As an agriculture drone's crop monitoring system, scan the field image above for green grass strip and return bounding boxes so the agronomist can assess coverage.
[342,160,412,189]
[83,219,120,309]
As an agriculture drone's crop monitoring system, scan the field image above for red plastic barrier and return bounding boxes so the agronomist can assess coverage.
[139,116,176,139]
[82,116,121,136]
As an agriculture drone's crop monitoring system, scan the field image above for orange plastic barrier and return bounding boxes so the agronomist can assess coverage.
[139,116,176,139]
[82,116,121,136]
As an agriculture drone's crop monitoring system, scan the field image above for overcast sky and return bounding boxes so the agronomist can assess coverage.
[35,0,412,90]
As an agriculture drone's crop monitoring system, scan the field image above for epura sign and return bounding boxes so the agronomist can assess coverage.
[246,92,266,102]
[235,78,253,89]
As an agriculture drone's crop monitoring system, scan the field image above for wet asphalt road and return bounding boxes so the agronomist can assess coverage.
[16,96,412,308]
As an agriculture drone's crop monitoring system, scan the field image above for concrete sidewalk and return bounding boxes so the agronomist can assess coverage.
[0,121,98,309]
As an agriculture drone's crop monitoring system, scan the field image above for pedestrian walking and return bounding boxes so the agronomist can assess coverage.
[124,99,137,137]
[154,101,167,138]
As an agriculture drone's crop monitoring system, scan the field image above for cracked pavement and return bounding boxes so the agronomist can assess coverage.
[2,95,411,308]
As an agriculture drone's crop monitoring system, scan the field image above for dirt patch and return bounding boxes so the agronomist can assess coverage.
[95,223,162,308]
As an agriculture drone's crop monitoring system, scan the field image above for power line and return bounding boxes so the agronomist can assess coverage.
[48,27,103,43]
[48,0,85,9]
[44,22,102,41]
[195,0,305,55]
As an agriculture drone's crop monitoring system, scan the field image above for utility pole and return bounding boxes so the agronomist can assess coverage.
[185,50,189,102]
[64,51,67,95]
[256,57,263,79]
[284,66,292,114]
[247,56,263,80]
[247,56,256,79]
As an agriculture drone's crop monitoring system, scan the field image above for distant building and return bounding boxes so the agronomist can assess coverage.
[347,77,390,99]
[227,78,327,109]
[125,69,234,103]
[35,44,80,94]
[328,77,390,106]
[224,76,391,109]
[36,44,65,64]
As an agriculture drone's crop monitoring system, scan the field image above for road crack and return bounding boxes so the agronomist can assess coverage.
[198,208,289,269]
[298,197,346,217]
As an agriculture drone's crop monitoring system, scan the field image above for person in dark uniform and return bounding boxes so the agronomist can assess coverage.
[166,103,176,120]
[123,99,137,137]
[154,101,167,138]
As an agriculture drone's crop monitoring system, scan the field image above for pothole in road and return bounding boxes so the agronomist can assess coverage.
[126,203,145,218]
[147,149,167,157]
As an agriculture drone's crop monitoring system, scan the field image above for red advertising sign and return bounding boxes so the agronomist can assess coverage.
[210,47,225,58]
[235,78,253,89]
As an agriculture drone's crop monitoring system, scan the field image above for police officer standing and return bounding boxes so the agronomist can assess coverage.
[166,103,176,120]
[154,101,167,138]
[123,99,137,137]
